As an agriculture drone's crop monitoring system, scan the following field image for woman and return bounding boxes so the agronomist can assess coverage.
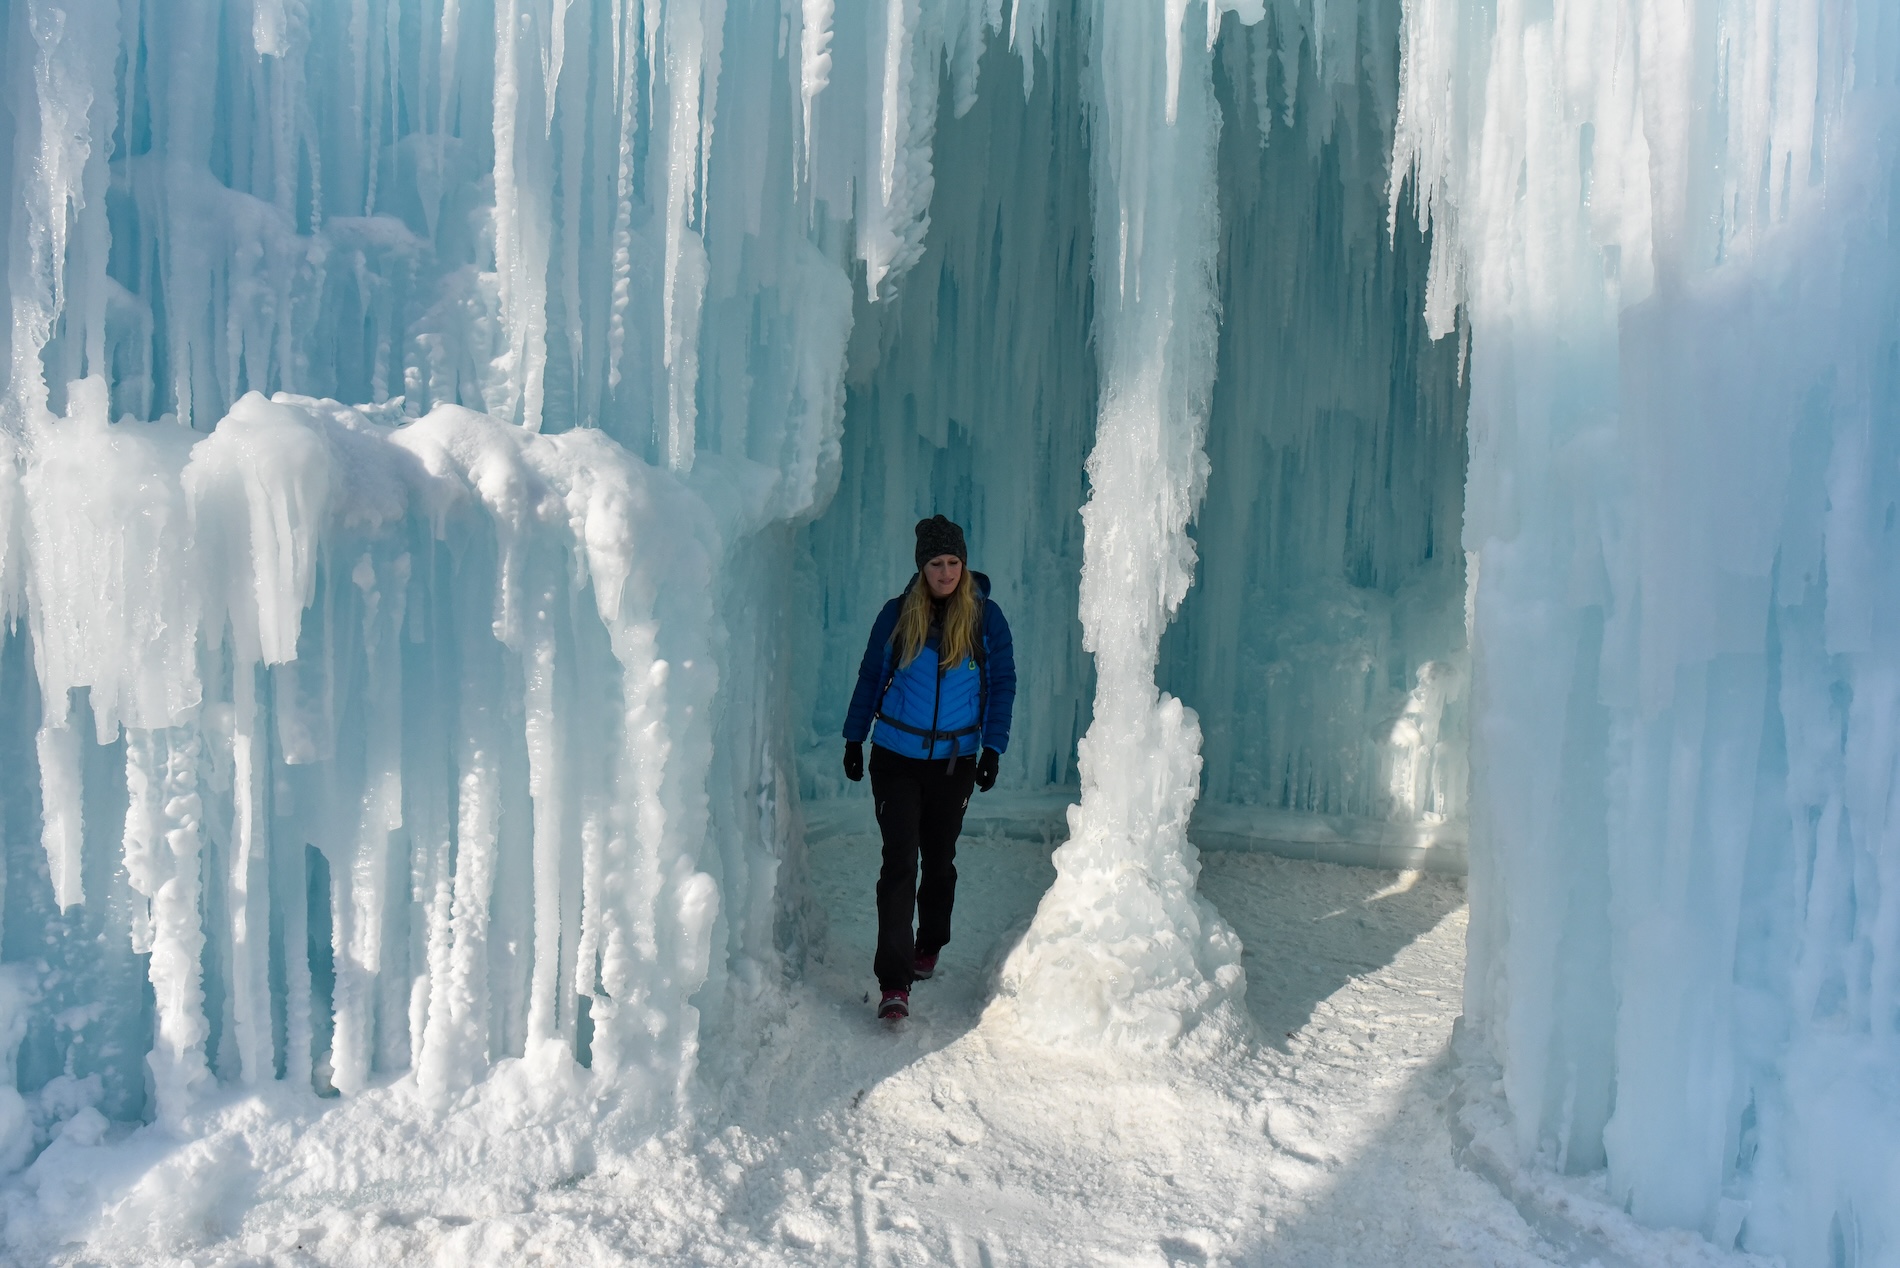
[842,515,1016,1021]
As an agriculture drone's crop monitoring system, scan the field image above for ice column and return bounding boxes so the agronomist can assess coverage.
[991,0,1248,1053]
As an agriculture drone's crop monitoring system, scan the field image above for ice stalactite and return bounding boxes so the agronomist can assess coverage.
[3,0,119,425]
[654,0,721,469]
[988,0,1248,1053]
[1394,1,1900,1263]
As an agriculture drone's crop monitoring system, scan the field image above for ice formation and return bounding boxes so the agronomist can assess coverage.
[0,0,1893,1265]
[1391,2,1900,1262]
[986,0,1250,1051]
[1162,2,1469,829]
[803,3,1470,828]
[0,0,925,1152]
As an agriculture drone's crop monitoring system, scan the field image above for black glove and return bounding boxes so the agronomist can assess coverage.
[843,740,864,782]
[974,747,999,792]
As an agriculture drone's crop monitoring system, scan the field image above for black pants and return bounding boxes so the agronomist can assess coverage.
[869,745,978,991]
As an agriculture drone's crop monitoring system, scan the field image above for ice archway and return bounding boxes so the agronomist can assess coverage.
[0,1,1894,1264]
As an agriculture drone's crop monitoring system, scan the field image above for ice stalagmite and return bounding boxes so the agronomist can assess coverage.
[990,0,1249,1053]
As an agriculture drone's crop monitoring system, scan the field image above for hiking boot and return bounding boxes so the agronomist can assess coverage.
[911,953,938,980]
[877,990,909,1020]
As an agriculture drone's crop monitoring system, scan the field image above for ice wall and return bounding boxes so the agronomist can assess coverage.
[2,395,739,1125]
[1163,1,1470,827]
[0,0,1062,1165]
[1394,1,1900,1262]
[801,2,1475,832]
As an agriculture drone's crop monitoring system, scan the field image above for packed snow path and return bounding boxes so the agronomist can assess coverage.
[744,830,1543,1267]
[12,823,1755,1267]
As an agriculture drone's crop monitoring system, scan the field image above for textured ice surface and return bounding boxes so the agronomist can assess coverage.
[0,0,983,1155]
[1394,1,1900,1263]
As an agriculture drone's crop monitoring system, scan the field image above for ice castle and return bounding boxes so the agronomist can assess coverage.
[0,1,1893,1262]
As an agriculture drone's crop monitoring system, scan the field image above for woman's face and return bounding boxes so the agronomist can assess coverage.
[923,554,963,598]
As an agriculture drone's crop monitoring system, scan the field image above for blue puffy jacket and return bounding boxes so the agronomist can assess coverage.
[843,572,1016,762]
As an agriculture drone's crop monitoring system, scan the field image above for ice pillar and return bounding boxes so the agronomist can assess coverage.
[990,0,1248,1053]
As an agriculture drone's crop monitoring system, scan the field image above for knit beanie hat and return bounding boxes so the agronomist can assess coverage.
[914,515,967,572]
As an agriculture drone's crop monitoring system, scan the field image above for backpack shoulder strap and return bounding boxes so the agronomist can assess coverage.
[873,591,906,710]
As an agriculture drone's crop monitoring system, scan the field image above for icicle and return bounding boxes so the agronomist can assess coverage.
[6,0,120,421]
[605,0,645,399]
[572,802,610,1025]
[253,0,291,58]
[657,0,726,471]
[273,822,315,1091]
[417,696,502,1099]
[35,721,85,911]
[858,0,944,297]
[0,438,22,626]
[327,553,408,1095]
[488,0,554,430]
[522,571,569,1050]
[799,0,836,178]
[225,666,272,1084]
[438,0,463,138]
[548,0,575,133]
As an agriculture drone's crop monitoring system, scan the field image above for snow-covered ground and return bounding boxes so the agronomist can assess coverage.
[5,816,1761,1267]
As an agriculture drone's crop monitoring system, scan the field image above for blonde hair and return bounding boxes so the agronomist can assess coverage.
[892,568,980,670]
